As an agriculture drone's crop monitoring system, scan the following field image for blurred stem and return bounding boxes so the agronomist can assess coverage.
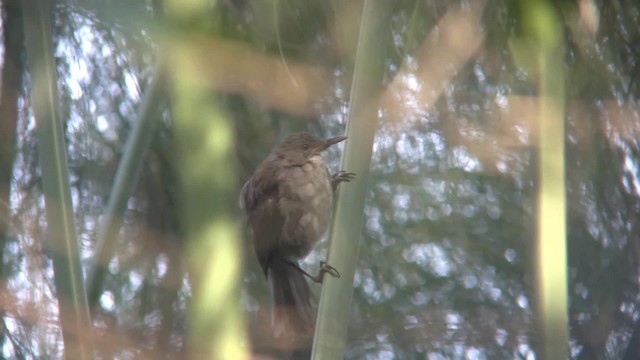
[23,1,92,359]
[86,59,165,309]
[0,0,24,353]
[312,1,391,359]
[520,1,569,358]
[0,0,24,236]
[165,2,247,359]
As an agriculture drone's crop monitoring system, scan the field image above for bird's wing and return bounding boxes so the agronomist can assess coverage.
[239,157,279,213]
[249,194,283,277]
[240,156,285,277]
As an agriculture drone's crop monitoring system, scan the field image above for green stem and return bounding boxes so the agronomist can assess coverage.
[23,1,92,358]
[311,1,391,358]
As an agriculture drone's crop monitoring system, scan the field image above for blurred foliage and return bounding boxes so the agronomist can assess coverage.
[0,0,639,358]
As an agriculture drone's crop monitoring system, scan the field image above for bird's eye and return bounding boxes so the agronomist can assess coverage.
[303,143,309,150]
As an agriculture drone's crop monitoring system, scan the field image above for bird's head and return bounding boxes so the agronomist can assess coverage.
[274,132,346,165]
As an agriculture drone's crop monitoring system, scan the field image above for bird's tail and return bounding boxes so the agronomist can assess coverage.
[269,259,314,337]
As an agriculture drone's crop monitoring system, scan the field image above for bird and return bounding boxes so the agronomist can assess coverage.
[239,132,355,338]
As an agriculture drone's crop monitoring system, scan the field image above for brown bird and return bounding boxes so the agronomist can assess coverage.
[240,132,354,337]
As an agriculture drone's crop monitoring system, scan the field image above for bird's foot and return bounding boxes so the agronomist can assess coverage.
[319,261,341,280]
[285,260,340,283]
[307,261,340,283]
[331,171,356,191]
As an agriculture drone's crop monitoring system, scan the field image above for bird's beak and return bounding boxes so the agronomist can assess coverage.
[320,136,347,151]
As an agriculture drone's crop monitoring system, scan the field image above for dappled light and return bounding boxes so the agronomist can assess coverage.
[0,0,640,358]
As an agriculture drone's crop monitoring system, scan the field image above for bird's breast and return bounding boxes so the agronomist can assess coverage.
[282,156,332,207]
[277,155,333,255]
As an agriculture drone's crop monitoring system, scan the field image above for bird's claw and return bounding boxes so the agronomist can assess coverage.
[285,260,341,283]
[332,171,356,183]
[319,261,341,279]
[332,171,356,191]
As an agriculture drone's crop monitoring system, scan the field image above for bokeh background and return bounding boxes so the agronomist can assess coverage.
[1,0,639,358]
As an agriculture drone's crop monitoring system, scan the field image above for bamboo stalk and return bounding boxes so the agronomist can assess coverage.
[165,1,248,358]
[521,1,569,358]
[23,1,92,358]
[311,1,391,358]
[86,59,165,308]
